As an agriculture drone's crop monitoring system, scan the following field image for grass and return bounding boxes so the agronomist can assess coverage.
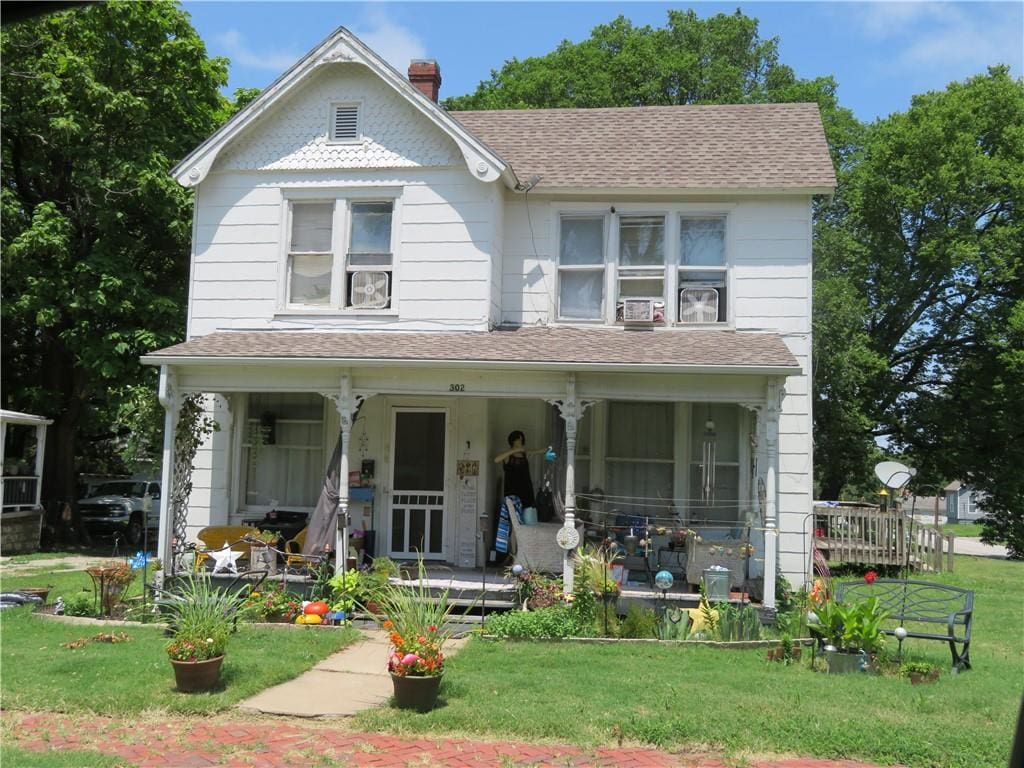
[941,522,986,538]
[354,555,1023,768]
[0,744,128,768]
[0,602,359,716]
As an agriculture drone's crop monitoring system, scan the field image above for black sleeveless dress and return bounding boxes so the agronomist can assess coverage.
[503,453,536,508]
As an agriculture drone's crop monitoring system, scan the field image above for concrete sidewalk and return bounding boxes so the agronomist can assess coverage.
[238,628,466,718]
[953,537,1009,559]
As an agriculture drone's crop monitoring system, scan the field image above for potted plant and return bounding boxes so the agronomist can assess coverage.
[357,557,399,615]
[901,661,940,685]
[812,597,887,674]
[377,557,456,712]
[159,574,246,692]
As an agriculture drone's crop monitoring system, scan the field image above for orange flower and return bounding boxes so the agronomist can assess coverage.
[382,619,393,629]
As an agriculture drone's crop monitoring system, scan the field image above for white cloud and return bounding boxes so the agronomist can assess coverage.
[215,29,302,73]
[847,2,1022,76]
[349,10,428,75]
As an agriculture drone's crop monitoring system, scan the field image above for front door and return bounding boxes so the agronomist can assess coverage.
[388,409,447,559]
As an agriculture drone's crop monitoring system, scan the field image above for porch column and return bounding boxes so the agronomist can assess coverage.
[548,374,597,595]
[323,378,374,574]
[157,366,180,577]
[763,380,782,611]
[33,421,47,508]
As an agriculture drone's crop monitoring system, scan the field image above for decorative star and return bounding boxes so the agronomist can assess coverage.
[210,542,241,574]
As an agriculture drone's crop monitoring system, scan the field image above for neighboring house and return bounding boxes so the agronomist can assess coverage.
[944,481,986,524]
[142,27,835,609]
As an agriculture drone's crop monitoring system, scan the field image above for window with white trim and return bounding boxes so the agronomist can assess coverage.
[678,217,727,323]
[606,401,674,517]
[285,198,395,311]
[557,215,605,320]
[616,215,666,323]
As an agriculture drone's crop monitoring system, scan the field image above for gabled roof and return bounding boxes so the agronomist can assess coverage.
[143,327,800,374]
[171,27,511,188]
[451,103,836,193]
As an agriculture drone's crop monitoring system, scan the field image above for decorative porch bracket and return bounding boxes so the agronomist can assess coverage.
[546,373,598,595]
[321,378,376,574]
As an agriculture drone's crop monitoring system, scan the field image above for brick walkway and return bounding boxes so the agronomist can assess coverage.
[3,711,895,768]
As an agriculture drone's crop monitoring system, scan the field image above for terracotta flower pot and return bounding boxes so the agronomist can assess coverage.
[170,656,224,692]
[909,669,940,685]
[390,672,442,712]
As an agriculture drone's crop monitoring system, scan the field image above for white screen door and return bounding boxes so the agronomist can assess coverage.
[389,409,447,559]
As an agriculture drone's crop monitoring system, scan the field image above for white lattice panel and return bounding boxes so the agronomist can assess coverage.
[216,64,461,171]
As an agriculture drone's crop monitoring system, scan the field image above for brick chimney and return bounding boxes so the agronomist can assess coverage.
[408,59,441,102]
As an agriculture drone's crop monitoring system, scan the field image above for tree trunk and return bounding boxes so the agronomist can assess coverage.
[39,333,91,546]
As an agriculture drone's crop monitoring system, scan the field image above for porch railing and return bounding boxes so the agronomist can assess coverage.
[1,476,39,509]
[813,504,954,573]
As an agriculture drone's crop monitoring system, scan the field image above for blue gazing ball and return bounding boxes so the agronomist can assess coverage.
[655,570,674,590]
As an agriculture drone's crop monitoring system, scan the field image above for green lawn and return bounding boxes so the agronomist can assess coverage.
[355,555,1023,768]
[0,602,359,716]
[941,522,986,538]
[0,744,127,768]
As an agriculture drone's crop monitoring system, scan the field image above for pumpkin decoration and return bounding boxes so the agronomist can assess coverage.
[304,601,330,617]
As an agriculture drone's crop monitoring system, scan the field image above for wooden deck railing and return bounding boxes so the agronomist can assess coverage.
[813,504,954,573]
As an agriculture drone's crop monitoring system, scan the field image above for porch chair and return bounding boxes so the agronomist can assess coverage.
[194,525,254,570]
[506,497,582,574]
[284,526,310,569]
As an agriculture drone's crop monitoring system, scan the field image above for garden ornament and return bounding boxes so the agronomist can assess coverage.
[210,543,241,574]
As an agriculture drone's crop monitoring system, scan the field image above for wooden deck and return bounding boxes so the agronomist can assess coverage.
[813,504,954,572]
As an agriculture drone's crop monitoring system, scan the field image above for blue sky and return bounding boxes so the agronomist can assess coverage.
[182,1,1023,121]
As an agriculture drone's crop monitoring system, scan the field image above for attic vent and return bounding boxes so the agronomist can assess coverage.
[331,104,359,142]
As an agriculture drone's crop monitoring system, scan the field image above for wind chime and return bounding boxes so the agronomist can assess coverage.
[701,409,717,504]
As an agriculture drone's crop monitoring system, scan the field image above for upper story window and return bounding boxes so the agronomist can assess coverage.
[555,208,730,326]
[679,217,727,323]
[616,215,666,322]
[557,215,605,320]
[286,197,395,311]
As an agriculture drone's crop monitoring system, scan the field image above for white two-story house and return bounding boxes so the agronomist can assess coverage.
[143,27,835,608]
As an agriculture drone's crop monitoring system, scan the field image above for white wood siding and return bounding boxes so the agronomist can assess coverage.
[188,168,496,337]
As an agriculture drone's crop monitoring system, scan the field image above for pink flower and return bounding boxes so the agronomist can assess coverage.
[401,653,420,666]
[864,570,877,584]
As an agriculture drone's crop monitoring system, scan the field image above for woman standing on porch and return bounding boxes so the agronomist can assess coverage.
[494,430,545,508]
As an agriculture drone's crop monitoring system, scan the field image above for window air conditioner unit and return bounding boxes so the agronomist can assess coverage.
[621,298,655,324]
[350,271,390,309]
[679,287,720,323]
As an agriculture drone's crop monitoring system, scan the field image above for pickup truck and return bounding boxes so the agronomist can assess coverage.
[78,480,160,547]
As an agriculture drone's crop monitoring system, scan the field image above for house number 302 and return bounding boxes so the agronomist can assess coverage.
[449,384,465,392]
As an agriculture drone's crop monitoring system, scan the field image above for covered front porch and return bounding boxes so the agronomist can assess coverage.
[143,327,798,609]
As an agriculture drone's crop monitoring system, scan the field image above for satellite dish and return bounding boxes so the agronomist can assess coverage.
[874,461,917,490]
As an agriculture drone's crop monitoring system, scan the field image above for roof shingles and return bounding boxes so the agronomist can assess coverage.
[450,103,836,191]
[148,327,799,370]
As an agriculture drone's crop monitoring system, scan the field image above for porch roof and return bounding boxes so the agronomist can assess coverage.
[143,327,799,374]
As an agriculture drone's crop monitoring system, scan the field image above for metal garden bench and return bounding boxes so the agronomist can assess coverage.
[835,578,973,671]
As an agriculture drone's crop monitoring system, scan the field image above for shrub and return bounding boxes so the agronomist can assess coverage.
[485,606,593,639]
[619,605,659,639]
[62,593,97,617]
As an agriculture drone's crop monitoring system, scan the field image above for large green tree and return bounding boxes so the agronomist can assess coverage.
[446,9,860,165]
[815,68,1023,523]
[1,2,228,511]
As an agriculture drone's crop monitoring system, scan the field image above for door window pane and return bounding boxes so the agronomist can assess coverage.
[560,217,604,265]
[409,508,426,552]
[429,508,444,553]
[291,203,333,252]
[393,412,445,490]
[559,271,603,319]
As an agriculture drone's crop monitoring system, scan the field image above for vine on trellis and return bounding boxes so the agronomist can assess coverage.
[170,394,219,568]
